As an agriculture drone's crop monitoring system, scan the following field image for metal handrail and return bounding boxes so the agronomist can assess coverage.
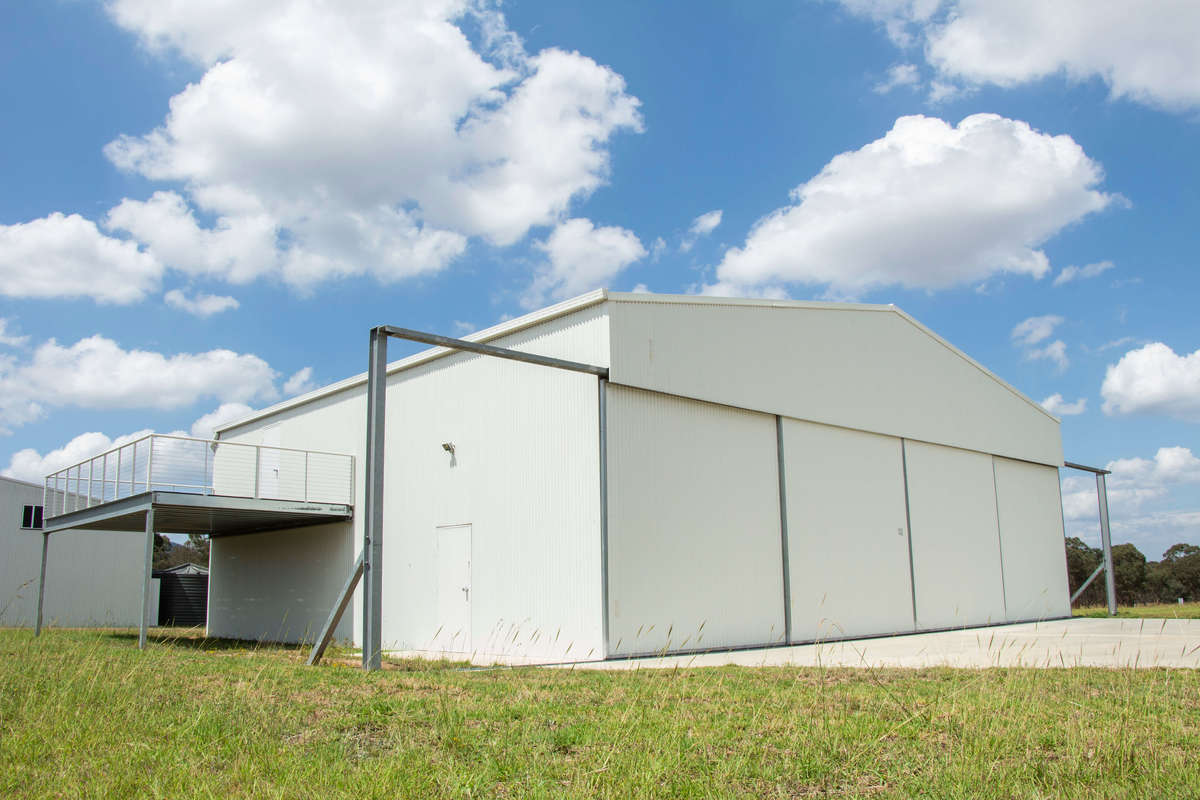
[43,432,354,518]
[139,432,354,460]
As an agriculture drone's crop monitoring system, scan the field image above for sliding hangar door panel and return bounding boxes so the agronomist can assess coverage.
[905,441,1007,629]
[993,457,1071,621]
[605,385,784,656]
[781,420,914,641]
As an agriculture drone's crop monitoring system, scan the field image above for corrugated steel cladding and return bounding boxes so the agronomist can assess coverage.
[212,292,1069,661]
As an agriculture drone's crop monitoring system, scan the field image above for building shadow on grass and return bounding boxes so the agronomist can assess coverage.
[105,627,307,653]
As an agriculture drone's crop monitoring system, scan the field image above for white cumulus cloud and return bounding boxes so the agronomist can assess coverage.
[1,401,261,482]
[1040,393,1086,416]
[712,114,1114,297]
[2,429,153,484]
[0,213,161,304]
[690,209,723,236]
[1012,315,1067,371]
[1054,260,1114,287]
[1062,446,1200,524]
[108,192,278,284]
[164,288,240,317]
[282,367,317,396]
[0,319,28,347]
[1101,343,1200,421]
[874,62,920,93]
[0,335,280,433]
[94,0,641,290]
[838,0,1200,111]
[524,218,646,307]
[680,209,723,253]
[1011,315,1063,347]
[190,402,255,439]
[1027,340,1068,372]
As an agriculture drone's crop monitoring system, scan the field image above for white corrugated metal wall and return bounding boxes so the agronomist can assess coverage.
[904,440,1009,629]
[1,477,145,628]
[604,395,1070,655]
[214,299,609,660]
[209,521,353,642]
[383,351,603,662]
[780,419,914,642]
[993,457,1071,621]
[605,385,784,657]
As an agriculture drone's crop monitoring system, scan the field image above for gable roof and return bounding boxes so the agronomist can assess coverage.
[217,290,1056,436]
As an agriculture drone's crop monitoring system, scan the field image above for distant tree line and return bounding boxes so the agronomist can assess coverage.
[1066,538,1200,606]
[152,534,210,571]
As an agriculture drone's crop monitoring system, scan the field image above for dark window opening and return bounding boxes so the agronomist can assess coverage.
[21,504,43,530]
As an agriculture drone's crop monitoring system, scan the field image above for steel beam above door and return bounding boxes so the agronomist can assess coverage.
[345,325,610,671]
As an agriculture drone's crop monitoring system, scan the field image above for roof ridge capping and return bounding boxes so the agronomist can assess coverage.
[216,288,1057,435]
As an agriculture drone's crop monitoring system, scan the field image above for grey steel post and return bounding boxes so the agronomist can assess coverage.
[1096,472,1117,616]
[34,532,48,636]
[775,416,792,645]
[139,508,156,649]
[362,327,388,671]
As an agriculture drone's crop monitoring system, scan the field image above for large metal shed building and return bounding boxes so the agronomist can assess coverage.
[207,291,1071,663]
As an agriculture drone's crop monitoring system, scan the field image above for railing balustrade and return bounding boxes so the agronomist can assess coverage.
[43,434,354,518]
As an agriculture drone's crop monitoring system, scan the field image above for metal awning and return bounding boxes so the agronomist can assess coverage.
[42,491,352,536]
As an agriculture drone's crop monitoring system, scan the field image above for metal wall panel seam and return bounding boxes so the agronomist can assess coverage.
[991,457,1009,618]
[775,415,792,645]
[598,378,610,659]
[900,439,919,629]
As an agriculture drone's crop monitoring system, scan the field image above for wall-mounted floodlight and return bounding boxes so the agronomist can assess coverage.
[441,442,455,455]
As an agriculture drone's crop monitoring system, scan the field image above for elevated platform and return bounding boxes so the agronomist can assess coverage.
[35,433,356,650]
[42,491,352,537]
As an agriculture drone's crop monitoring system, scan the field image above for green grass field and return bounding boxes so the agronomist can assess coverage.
[2,628,1198,799]
[1073,601,1200,619]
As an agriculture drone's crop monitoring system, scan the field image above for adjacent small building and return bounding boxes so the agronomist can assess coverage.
[0,475,144,628]
[204,291,1070,663]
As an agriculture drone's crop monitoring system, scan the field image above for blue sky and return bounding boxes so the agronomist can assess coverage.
[1,0,1197,558]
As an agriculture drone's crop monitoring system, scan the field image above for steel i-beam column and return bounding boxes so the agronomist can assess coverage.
[362,328,388,670]
[139,507,156,649]
[1096,472,1117,616]
[34,532,49,636]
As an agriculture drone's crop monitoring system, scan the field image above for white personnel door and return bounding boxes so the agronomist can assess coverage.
[258,424,281,498]
[436,524,472,653]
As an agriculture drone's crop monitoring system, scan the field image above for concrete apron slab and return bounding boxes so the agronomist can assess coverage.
[573,619,1200,671]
